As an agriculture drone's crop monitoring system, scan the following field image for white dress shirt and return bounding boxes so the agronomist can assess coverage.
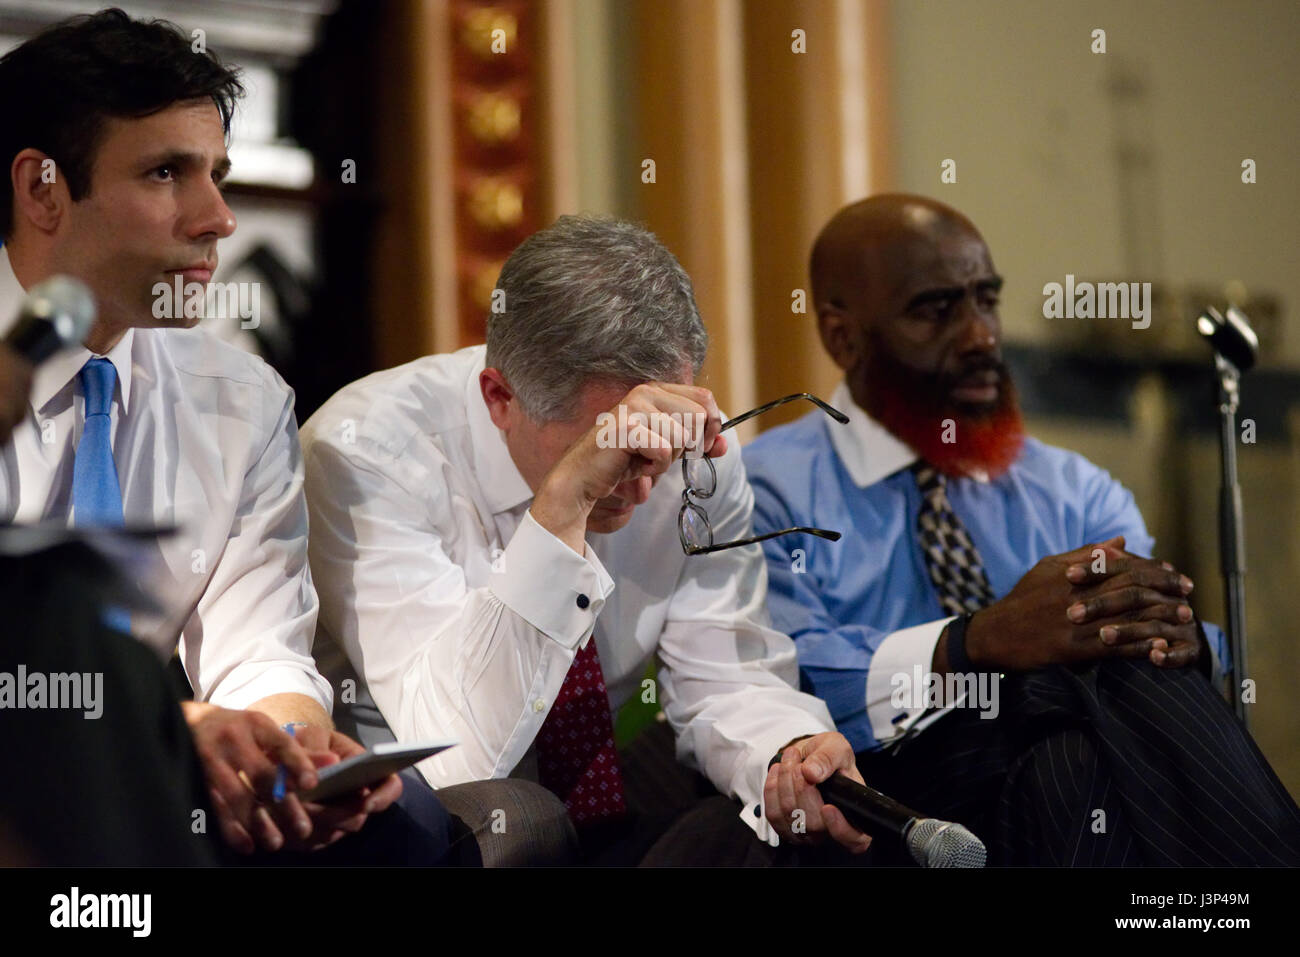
[300,345,836,842]
[0,326,331,712]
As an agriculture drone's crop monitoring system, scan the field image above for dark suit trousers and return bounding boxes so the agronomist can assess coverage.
[855,658,1300,866]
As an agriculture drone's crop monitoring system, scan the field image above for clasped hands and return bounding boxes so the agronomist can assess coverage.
[964,535,1205,673]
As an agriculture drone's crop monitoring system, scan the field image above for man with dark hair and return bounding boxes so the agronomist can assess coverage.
[744,193,1300,865]
[0,8,450,863]
[0,8,241,242]
[302,215,873,864]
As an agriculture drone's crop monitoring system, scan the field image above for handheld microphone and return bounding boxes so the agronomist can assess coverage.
[4,275,96,364]
[817,772,987,868]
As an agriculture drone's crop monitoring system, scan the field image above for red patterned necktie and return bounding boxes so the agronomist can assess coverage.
[535,638,628,825]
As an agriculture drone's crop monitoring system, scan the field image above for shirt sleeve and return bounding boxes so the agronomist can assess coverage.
[656,446,836,844]
[1079,456,1156,556]
[748,466,959,753]
[303,432,614,787]
[183,379,333,713]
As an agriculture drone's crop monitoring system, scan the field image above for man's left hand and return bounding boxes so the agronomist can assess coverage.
[269,725,403,852]
[763,732,872,854]
[1064,548,1203,670]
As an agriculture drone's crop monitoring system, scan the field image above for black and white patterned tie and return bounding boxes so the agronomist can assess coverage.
[913,463,996,615]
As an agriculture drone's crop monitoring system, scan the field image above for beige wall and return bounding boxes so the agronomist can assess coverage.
[890,0,1300,364]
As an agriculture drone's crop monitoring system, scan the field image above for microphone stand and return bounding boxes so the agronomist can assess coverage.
[1212,351,1248,728]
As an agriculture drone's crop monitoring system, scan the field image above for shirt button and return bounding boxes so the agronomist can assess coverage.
[533,698,546,712]
[576,594,590,609]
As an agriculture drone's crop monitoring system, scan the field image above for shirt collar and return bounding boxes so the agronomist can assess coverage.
[29,327,134,415]
[828,380,918,488]
[828,379,992,486]
[464,346,535,515]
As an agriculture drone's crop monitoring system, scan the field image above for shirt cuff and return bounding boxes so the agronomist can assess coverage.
[866,617,955,744]
[489,509,616,650]
[744,799,778,846]
[205,663,335,714]
[736,724,833,847]
[1200,620,1228,691]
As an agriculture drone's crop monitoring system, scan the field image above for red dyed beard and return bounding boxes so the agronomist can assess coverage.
[856,346,1026,479]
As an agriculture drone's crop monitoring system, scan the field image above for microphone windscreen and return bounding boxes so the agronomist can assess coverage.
[906,818,987,868]
[27,274,96,345]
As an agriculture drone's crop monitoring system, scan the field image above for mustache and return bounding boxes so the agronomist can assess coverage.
[860,350,1026,479]
[937,356,1010,391]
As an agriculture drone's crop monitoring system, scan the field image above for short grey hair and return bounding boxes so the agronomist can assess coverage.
[485,215,708,422]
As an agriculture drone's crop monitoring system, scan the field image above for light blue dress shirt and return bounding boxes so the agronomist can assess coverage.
[744,382,1227,753]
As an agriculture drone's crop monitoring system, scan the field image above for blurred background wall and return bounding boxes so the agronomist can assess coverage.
[1,0,1295,791]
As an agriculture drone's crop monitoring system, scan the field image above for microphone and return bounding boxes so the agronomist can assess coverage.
[4,275,96,365]
[818,772,987,867]
[1197,305,1258,373]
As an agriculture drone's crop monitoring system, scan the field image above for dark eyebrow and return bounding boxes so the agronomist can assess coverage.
[905,286,965,311]
[904,275,1004,312]
[139,150,232,181]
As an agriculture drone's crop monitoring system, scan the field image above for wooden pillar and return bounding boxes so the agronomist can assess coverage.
[743,0,895,429]
[626,0,757,425]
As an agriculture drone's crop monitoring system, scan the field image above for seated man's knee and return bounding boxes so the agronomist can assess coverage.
[1017,727,1100,808]
[435,778,578,867]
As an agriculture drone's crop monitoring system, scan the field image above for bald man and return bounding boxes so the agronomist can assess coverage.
[744,194,1300,866]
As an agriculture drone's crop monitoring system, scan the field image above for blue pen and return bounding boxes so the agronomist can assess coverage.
[271,722,297,802]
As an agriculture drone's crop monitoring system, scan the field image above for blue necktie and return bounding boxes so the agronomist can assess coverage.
[72,358,124,527]
[73,358,131,633]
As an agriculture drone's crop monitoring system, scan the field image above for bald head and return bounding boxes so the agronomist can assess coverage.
[811,193,1000,387]
[811,193,984,325]
[810,196,1017,429]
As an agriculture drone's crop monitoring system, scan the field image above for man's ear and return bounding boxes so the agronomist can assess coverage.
[10,149,68,237]
[816,303,862,373]
[479,367,517,431]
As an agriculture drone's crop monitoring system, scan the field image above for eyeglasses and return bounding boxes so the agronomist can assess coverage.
[679,393,849,555]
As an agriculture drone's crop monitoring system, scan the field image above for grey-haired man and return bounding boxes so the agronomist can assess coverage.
[300,215,870,864]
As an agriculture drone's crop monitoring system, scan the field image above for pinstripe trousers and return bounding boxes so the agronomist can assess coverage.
[855,658,1300,866]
